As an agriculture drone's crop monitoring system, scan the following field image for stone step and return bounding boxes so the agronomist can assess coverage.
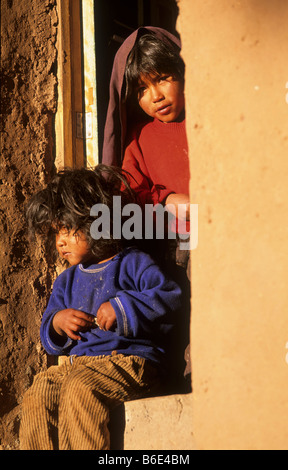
[110,392,196,450]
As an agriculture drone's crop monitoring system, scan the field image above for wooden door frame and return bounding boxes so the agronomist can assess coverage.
[55,0,178,170]
[55,0,99,170]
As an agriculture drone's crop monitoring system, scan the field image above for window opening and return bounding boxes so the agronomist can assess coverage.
[55,0,190,394]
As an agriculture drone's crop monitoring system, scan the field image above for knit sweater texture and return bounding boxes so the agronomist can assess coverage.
[40,247,182,369]
[122,118,190,206]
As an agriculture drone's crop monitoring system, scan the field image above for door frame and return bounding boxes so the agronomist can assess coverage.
[56,0,99,169]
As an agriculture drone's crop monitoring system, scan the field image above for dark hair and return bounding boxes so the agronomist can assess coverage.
[124,33,185,102]
[26,165,136,263]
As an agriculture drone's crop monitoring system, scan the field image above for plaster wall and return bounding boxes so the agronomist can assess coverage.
[179,0,288,450]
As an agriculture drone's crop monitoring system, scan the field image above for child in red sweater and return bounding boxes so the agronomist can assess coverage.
[123,32,189,223]
[103,28,191,386]
[103,27,190,223]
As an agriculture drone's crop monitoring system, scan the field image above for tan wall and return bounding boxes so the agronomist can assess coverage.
[178,0,288,450]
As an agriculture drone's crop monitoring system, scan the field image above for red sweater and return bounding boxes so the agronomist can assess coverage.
[122,118,190,207]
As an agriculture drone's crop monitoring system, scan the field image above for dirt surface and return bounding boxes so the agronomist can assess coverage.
[0,0,58,449]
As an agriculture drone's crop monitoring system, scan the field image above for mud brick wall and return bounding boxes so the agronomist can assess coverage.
[0,0,58,449]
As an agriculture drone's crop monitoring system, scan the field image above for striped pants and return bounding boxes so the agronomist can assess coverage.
[20,354,159,450]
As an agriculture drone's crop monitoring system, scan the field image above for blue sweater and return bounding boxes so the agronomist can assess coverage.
[40,247,182,369]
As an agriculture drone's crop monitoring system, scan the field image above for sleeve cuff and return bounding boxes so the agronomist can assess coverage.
[44,314,73,354]
[109,297,129,337]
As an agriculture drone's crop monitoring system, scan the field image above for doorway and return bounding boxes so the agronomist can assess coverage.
[55,0,179,168]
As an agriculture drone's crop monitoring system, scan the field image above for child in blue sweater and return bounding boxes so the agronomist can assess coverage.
[20,165,182,450]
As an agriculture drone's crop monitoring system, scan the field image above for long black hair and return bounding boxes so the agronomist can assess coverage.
[26,165,136,263]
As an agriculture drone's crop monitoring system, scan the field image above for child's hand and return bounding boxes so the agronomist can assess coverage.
[52,308,95,341]
[96,302,117,331]
[165,193,190,220]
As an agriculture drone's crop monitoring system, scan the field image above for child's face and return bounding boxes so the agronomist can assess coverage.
[137,74,185,123]
[56,228,92,266]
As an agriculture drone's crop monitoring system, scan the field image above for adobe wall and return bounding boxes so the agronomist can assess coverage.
[179,0,288,450]
[0,0,58,449]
